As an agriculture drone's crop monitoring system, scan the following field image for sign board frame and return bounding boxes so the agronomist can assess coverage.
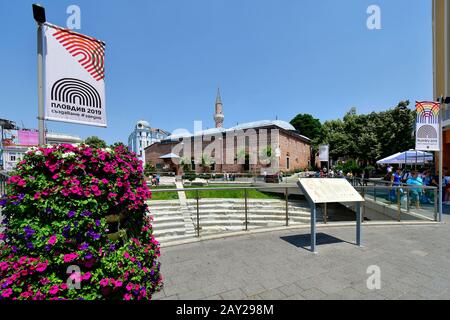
[297,178,364,253]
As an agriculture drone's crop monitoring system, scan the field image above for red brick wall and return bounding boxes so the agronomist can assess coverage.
[144,128,311,174]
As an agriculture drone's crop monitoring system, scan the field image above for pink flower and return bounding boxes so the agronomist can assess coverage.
[36,262,48,272]
[99,279,109,287]
[18,256,27,264]
[52,174,59,180]
[123,252,130,259]
[91,185,99,192]
[126,283,133,291]
[1,288,13,298]
[124,293,132,300]
[115,280,123,287]
[63,253,78,263]
[48,235,57,245]
[0,262,8,271]
[49,285,59,295]
[60,283,68,290]
[82,272,91,281]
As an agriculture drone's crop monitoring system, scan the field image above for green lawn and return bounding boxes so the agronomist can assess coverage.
[185,185,283,200]
[149,186,179,201]
[148,184,283,200]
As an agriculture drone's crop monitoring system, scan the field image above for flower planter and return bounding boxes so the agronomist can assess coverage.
[107,229,127,242]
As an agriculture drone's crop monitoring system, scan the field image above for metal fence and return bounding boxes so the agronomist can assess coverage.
[151,183,438,238]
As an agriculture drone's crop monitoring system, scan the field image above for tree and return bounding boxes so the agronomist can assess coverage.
[290,114,323,142]
[318,101,415,165]
[84,136,107,149]
[144,161,155,177]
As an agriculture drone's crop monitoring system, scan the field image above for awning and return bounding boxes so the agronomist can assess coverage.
[376,150,434,165]
[159,153,180,159]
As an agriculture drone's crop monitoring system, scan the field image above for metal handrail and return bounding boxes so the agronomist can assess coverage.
[150,185,297,193]
[149,182,439,239]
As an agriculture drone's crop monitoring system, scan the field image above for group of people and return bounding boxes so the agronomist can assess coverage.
[385,167,437,206]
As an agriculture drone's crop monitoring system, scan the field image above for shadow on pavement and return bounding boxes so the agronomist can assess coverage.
[280,233,352,251]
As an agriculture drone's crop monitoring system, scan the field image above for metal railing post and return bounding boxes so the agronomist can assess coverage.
[397,188,401,222]
[406,188,410,212]
[374,185,377,202]
[244,188,248,230]
[324,203,328,224]
[434,188,438,221]
[196,189,200,237]
[361,188,365,223]
[285,187,289,226]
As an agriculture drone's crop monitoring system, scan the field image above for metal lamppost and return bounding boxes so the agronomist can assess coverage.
[32,4,46,145]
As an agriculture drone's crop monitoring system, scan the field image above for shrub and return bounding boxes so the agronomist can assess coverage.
[0,144,162,300]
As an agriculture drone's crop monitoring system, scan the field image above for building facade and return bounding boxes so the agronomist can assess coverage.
[0,122,82,172]
[433,0,450,170]
[144,92,311,175]
[127,120,170,163]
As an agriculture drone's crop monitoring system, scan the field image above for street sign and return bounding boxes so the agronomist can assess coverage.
[298,178,364,204]
[319,145,329,162]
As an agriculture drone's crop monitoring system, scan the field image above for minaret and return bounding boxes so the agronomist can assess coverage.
[214,88,224,128]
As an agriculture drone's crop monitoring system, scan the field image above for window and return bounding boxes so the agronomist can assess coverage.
[286,157,290,170]
[10,155,16,162]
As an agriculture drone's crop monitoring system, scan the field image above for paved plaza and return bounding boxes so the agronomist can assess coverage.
[153,213,450,300]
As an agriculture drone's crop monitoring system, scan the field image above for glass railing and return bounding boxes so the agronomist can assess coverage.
[149,183,439,241]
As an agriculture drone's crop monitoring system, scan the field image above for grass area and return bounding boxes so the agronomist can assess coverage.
[148,184,284,200]
[185,184,283,200]
[149,186,179,201]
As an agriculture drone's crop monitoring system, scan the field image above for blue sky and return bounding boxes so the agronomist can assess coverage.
[0,0,433,144]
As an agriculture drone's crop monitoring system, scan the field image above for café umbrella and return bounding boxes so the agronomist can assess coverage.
[376,150,434,165]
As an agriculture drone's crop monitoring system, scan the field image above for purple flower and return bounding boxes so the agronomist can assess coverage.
[0,199,6,207]
[24,226,35,238]
[18,194,25,201]
[87,231,100,240]
[95,220,101,227]
[85,253,93,260]
[109,244,116,252]
[26,242,34,249]
[45,244,51,251]
[67,211,75,218]
[45,207,53,214]
[80,243,89,250]
[81,211,92,217]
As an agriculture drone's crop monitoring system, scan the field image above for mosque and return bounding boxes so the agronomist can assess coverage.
[144,90,312,175]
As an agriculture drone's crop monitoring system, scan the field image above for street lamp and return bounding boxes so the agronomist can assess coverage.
[32,4,46,24]
[32,4,46,145]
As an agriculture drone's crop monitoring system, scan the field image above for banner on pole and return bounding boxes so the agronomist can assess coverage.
[415,101,440,151]
[319,145,329,162]
[44,24,107,127]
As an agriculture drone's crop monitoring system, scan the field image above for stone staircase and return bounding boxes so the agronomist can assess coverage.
[147,198,311,244]
[147,200,196,244]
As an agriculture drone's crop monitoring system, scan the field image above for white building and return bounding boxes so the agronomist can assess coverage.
[127,120,169,163]
[1,131,82,173]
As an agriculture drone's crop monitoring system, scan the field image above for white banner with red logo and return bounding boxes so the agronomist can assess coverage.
[44,24,107,127]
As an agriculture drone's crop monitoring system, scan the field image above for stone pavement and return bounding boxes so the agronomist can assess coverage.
[153,213,450,300]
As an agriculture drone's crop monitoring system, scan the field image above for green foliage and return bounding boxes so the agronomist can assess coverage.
[290,114,323,148]
[84,136,107,149]
[144,162,155,177]
[318,101,415,164]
